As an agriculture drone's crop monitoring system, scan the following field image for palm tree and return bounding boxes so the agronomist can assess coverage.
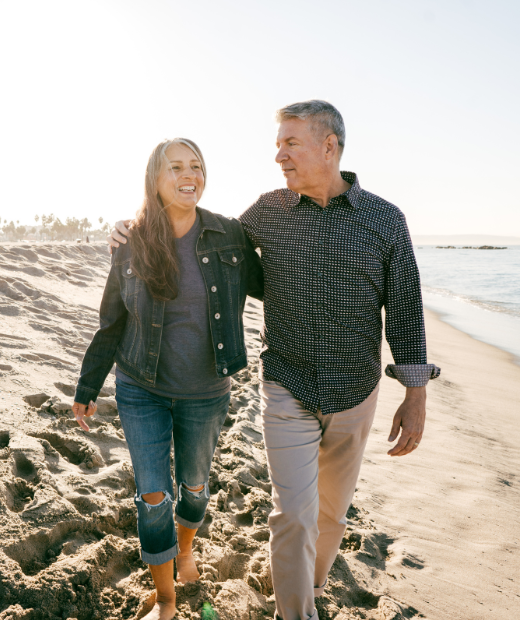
[80,218,92,240]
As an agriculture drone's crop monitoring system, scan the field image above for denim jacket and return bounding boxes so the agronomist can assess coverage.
[74,208,264,405]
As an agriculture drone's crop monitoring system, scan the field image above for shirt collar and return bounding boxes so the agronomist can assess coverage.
[295,171,361,210]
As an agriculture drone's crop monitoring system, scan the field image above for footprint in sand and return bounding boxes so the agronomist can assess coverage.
[1,477,35,513]
[3,520,116,576]
[29,430,104,470]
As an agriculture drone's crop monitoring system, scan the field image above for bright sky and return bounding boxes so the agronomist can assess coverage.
[1,0,519,236]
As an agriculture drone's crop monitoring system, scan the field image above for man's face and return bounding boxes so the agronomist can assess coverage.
[275,118,325,194]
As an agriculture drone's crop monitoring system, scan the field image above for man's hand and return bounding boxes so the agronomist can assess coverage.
[72,401,97,432]
[387,386,426,456]
[107,219,132,254]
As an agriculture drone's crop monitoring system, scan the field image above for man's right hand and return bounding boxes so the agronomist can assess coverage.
[107,219,132,254]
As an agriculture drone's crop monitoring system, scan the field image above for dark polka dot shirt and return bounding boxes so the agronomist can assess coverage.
[239,171,440,415]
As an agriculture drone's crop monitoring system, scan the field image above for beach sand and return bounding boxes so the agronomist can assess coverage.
[0,242,518,620]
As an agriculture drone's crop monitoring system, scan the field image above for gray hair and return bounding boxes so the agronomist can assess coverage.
[276,100,345,157]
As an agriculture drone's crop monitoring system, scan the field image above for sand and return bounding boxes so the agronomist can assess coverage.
[0,242,518,620]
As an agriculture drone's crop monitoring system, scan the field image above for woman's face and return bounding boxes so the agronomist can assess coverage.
[156,143,205,213]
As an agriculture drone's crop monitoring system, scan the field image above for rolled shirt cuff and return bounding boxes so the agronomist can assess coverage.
[384,363,441,387]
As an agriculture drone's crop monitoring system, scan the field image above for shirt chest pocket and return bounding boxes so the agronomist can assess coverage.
[217,248,244,284]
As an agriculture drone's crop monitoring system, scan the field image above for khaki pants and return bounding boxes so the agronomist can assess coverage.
[260,380,379,620]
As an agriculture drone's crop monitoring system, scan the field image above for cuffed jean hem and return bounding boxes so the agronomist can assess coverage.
[314,579,327,597]
[141,541,180,566]
[175,511,204,529]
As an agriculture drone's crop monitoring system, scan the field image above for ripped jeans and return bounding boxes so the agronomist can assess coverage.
[115,379,230,565]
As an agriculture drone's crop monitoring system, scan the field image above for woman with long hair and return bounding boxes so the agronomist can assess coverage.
[72,138,263,620]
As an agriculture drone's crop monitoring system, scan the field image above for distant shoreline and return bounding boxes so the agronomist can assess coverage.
[432,245,507,250]
[411,234,520,245]
[414,243,520,250]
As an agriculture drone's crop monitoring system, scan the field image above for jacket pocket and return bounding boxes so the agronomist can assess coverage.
[217,248,244,284]
[121,264,140,307]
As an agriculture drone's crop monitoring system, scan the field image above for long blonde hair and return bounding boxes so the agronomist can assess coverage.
[129,138,207,300]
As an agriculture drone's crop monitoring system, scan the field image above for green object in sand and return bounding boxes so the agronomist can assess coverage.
[201,601,218,619]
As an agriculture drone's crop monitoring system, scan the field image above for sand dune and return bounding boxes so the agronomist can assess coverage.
[0,243,518,619]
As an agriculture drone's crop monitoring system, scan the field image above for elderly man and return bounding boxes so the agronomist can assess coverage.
[109,100,439,620]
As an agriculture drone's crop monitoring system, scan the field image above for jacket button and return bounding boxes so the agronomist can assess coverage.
[215,313,220,319]
[211,286,217,292]
[232,256,237,263]
[127,268,132,275]
[222,368,228,375]
[202,257,209,263]
[218,343,224,349]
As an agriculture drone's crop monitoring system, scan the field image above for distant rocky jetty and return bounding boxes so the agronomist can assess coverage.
[436,245,507,250]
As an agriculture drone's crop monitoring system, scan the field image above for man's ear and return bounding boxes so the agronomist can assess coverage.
[324,134,339,161]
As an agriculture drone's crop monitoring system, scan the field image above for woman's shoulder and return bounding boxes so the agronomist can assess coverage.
[111,240,133,265]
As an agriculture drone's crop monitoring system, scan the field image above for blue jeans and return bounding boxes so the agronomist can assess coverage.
[115,379,230,565]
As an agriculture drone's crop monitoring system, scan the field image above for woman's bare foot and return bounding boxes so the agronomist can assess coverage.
[141,594,176,620]
[176,552,200,584]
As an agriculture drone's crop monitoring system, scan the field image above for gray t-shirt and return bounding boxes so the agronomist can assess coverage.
[116,213,230,398]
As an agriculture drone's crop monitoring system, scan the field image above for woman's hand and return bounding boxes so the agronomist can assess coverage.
[72,401,97,432]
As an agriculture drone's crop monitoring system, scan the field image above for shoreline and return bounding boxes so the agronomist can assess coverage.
[421,291,520,366]
[415,244,520,365]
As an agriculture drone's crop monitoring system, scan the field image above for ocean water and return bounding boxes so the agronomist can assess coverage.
[414,245,520,363]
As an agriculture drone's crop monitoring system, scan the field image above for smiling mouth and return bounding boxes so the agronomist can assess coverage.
[179,186,196,192]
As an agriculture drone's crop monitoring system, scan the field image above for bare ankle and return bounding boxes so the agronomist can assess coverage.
[156,593,176,605]
[178,549,193,557]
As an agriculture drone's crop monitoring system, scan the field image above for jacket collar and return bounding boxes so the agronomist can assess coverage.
[197,207,226,233]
